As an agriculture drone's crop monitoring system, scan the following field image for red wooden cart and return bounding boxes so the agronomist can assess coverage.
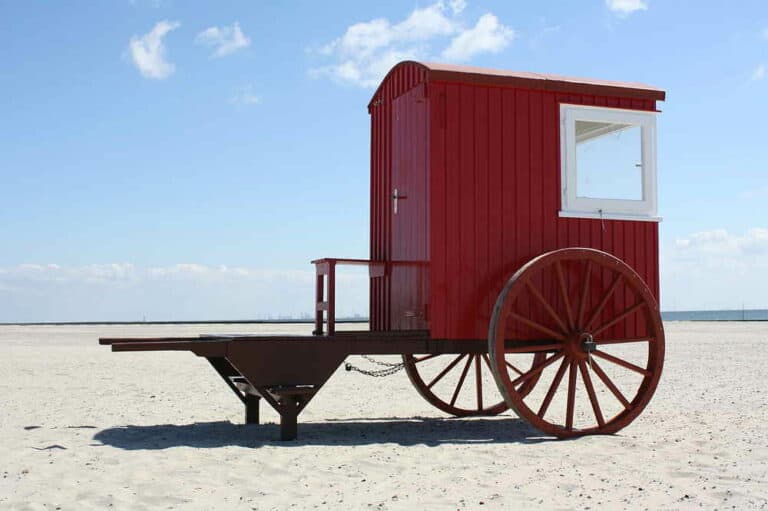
[101,61,666,440]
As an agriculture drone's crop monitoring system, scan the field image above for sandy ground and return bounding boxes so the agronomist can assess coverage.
[0,321,766,510]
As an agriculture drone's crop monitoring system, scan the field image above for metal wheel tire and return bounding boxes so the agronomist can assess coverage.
[488,248,665,437]
[403,351,545,417]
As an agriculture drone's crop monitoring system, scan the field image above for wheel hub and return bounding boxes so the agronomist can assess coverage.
[580,333,596,354]
[564,331,596,360]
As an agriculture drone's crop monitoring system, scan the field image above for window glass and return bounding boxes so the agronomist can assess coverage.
[575,121,642,201]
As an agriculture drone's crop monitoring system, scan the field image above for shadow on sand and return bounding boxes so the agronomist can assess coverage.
[94,416,560,450]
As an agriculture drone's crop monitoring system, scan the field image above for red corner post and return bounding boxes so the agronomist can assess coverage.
[312,259,334,335]
[314,269,324,335]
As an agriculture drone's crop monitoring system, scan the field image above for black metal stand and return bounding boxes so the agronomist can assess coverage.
[245,393,260,425]
[101,331,490,441]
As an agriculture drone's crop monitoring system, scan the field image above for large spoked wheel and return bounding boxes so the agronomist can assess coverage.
[403,351,545,417]
[488,248,665,437]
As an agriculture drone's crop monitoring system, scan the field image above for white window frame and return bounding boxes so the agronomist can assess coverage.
[559,104,660,222]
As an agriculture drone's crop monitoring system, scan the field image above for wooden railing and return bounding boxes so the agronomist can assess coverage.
[310,258,386,336]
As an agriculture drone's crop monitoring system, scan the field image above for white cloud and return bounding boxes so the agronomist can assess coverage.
[605,0,648,16]
[450,0,467,15]
[675,228,768,256]
[395,2,459,40]
[318,3,457,58]
[0,263,369,322]
[128,20,180,79]
[761,28,768,39]
[441,13,514,62]
[311,1,515,88]
[195,22,251,58]
[752,63,766,81]
[663,228,768,309]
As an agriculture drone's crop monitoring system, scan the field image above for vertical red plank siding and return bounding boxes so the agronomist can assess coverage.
[430,83,447,333]
[514,90,531,326]
[445,83,461,335]
[458,85,476,338]
[427,82,659,340]
[474,86,490,333]
[501,87,516,325]
[529,91,543,260]
[541,93,557,254]
[486,87,504,335]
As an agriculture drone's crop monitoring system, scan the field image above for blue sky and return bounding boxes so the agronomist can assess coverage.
[1,0,767,321]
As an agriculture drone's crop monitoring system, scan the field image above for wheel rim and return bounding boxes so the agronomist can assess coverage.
[488,248,665,437]
[403,351,545,417]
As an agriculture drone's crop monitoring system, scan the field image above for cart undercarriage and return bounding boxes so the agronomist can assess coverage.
[100,249,665,441]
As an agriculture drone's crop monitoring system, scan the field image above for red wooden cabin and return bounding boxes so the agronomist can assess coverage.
[366,61,664,340]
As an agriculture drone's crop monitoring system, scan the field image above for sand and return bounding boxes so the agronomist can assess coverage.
[0,321,766,510]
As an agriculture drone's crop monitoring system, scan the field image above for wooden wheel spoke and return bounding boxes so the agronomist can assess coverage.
[481,353,493,372]
[592,350,650,376]
[584,273,622,331]
[595,336,653,346]
[579,361,605,427]
[505,360,524,376]
[413,353,441,363]
[555,261,575,329]
[449,355,474,406]
[565,361,577,430]
[509,312,567,342]
[427,354,466,389]
[475,355,483,411]
[576,260,592,329]
[525,280,568,335]
[512,352,564,386]
[590,359,630,409]
[537,357,569,419]
[592,302,647,337]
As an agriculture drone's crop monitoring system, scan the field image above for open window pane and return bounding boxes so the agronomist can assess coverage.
[576,122,642,201]
[560,104,658,220]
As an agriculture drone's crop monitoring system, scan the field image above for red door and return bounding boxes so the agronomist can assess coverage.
[390,85,429,331]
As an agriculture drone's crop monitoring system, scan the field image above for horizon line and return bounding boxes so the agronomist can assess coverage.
[3,308,768,326]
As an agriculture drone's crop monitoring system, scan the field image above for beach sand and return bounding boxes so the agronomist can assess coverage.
[1,321,766,510]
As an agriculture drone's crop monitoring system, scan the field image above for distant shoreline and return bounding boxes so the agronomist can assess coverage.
[2,310,768,326]
[662,309,768,322]
[0,319,368,326]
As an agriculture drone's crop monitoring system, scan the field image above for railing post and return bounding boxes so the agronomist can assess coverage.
[327,261,336,336]
[313,266,324,336]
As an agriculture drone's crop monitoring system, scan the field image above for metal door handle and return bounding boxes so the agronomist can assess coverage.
[392,188,407,214]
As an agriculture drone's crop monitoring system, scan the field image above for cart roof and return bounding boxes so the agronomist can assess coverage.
[370,61,666,107]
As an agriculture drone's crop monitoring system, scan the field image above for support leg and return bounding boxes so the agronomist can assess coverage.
[279,397,299,441]
[245,394,260,425]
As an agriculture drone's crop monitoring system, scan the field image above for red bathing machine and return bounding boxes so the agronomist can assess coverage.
[102,61,666,441]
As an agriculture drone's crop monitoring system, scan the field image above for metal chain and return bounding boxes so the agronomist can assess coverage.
[344,355,405,377]
[361,355,404,367]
